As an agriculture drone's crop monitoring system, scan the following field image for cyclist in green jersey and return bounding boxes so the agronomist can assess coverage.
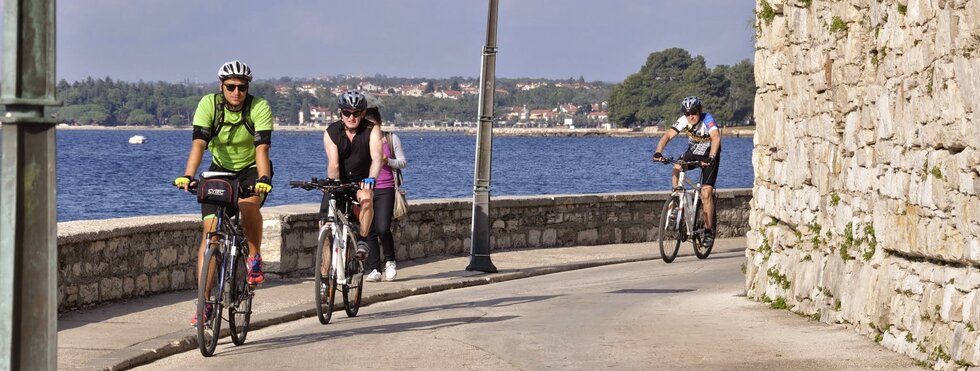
[174,60,274,325]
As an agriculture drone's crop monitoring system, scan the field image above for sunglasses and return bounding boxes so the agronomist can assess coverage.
[684,111,699,116]
[341,110,363,118]
[224,83,248,92]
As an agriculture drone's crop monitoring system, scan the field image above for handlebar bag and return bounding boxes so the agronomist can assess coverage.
[197,177,239,207]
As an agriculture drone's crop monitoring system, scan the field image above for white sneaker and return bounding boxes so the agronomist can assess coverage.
[384,261,397,281]
[365,269,381,282]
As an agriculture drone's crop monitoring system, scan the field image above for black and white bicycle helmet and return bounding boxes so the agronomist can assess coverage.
[217,60,253,82]
[338,90,368,110]
[681,96,702,113]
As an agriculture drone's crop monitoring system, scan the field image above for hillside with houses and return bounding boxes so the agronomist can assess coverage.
[285,76,613,129]
[45,48,753,129]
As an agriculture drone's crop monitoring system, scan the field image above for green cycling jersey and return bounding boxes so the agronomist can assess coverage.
[192,94,273,171]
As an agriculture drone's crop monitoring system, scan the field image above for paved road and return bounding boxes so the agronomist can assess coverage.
[133,251,917,370]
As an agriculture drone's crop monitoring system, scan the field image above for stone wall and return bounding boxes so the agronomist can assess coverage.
[748,0,979,368]
[57,190,751,312]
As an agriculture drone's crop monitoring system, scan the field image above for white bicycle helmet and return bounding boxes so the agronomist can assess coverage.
[338,90,368,110]
[681,96,702,113]
[217,60,253,81]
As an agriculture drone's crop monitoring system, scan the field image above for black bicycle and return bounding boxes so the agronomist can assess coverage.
[181,171,255,356]
[654,157,715,263]
[289,178,365,324]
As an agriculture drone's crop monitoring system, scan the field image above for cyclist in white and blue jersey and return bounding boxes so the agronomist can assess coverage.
[652,96,721,248]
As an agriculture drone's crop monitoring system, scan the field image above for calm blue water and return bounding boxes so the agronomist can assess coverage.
[5,129,754,221]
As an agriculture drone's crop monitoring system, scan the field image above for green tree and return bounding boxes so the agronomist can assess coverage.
[126,109,157,125]
[725,59,756,125]
[608,48,754,128]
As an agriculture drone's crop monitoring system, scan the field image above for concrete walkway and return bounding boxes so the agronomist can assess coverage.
[59,239,746,370]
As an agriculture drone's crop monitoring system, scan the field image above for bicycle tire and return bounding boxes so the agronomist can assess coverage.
[342,235,364,317]
[658,196,684,263]
[314,229,336,324]
[197,243,223,357]
[692,201,713,259]
[228,247,252,345]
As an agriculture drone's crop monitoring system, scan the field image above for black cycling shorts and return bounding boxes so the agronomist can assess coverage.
[201,162,273,220]
[681,150,720,187]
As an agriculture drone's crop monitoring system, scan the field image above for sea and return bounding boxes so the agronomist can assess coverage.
[0,129,755,222]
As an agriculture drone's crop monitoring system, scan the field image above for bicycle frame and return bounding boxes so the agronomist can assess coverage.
[668,164,704,238]
[213,210,247,302]
[319,196,358,285]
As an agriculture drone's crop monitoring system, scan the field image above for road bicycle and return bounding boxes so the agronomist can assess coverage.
[654,157,716,263]
[289,178,365,324]
[181,171,255,357]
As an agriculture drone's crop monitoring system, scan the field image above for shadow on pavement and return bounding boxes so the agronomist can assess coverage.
[222,315,519,356]
[360,295,561,322]
[608,288,696,294]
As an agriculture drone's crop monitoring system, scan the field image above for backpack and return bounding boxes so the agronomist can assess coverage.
[211,93,256,138]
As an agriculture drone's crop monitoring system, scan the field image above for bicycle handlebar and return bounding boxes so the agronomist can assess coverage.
[288,178,361,193]
[173,181,256,199]
[654,157,704,167]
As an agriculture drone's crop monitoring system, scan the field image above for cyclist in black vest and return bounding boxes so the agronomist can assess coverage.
[175,60,273,324]
[322,90,382,260]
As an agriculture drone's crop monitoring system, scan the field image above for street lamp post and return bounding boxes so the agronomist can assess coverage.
[1,0,60,370]
[467,0,499,273]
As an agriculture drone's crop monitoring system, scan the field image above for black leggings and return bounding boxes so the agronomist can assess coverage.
[366,187,395,272]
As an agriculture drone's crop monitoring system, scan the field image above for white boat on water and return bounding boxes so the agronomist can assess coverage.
[128,135,147,144]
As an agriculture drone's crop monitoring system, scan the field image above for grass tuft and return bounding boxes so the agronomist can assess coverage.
[830,16,848,34]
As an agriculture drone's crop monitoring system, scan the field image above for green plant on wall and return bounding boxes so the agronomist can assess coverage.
[862,224,877,261]
[898,4,907,15]
[840,222,854,261]
[931,166,943,179]
[770,296,788,309]
[830,192,840,206]
[800,0,812,7]
[758,0,776,26]
[830,16,848,34]
[767,267,792,290]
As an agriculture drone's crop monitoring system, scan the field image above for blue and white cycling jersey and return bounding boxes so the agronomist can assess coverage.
[671,113,718,156]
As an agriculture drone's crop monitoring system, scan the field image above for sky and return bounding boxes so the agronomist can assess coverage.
[0,0,756,84]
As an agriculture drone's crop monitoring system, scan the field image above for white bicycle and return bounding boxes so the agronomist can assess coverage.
[289,178,365,324]
[654,157,715,263]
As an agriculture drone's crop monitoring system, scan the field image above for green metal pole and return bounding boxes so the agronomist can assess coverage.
[1,0,59,370]
[467,0,499,273]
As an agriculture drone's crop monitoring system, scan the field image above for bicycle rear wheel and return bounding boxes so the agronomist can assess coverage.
[197,243,223,357]
[658,196,684,263]
[228,246,252,345]
[692,201,713,259]
[314,230,336,324]
[342,236,364,317]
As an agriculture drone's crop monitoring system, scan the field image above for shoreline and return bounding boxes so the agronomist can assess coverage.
[54,124,756,138]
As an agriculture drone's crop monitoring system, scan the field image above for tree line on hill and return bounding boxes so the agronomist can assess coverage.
[609,48,755,127]
[23,48,753,128]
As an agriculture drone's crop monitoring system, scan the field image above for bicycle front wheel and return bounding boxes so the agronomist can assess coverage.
[658,196,684,263]
[228,247,252,345]
[314,230,336,324]
[342,236,364,317]
[197,243,223,357]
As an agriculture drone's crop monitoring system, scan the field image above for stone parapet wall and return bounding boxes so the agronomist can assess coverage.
[57,190,751,312]
[748,0,979,368]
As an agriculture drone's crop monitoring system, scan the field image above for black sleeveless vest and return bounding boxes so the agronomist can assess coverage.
[326,120,373,183]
